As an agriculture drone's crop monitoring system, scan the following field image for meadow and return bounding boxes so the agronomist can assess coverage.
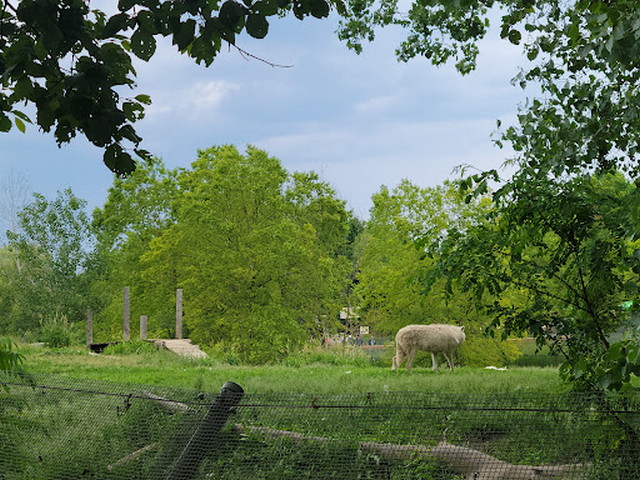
[4,342,638,479]
[16,341,567,395]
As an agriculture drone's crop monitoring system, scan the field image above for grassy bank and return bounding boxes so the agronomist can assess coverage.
[17,343,566,395]
[7,343,635,480]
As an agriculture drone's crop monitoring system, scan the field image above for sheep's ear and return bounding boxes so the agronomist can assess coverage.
[460,326,465,331]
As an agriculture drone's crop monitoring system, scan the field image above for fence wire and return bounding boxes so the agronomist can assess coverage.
[1,373,640,480]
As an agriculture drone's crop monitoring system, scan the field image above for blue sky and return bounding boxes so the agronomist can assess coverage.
[0,9,525,236]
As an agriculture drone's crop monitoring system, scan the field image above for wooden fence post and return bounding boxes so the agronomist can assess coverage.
[165,381,244,480]
[176,288,183,340]
[86,309,93,346]
[140,315,148,340]
[123,286,130,342]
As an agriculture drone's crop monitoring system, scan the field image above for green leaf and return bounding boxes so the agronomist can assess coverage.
[508,29,522,45]
[134,148,153,161]
[174,19,196,50]
[0,114,12,132]
[246,14,269,39]
[102,13,130,38]
[104,144,136,175]
[13,110,31,123]
[130,29,157,61]
[309,0,330,18]
[14,117,26,133]
[220,1,246,29]
[134,94,152,105]
[252,0,279,17]
[118,124,143,144]
[597,372,612,389]
[333,0,347,16]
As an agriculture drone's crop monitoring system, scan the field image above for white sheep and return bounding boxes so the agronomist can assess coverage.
[391,324,465,372]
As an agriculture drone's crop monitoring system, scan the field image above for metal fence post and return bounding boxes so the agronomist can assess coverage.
[166,381,244,480]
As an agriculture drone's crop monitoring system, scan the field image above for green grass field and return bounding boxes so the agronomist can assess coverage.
[16,342,566,395]
[6,342,638,480]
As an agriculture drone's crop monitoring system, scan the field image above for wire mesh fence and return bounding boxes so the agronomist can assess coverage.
[2,372,640,480]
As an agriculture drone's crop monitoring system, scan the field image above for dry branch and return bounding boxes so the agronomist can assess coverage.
[140,390,192,413]
[234,424,588,480]
[107,444,157,471]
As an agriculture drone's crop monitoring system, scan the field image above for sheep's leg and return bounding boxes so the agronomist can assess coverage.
[444,353,454,370]
[430,352,439,371]
[392,346,405,372]
[405,348,418,372]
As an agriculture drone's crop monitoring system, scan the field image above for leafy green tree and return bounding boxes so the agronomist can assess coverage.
[93,145,352,362]
[89,158,179,339]
[433,172,640,388]
[5,188,93,334]
[1,0,345,173]
[355,179,492,334]
[355,179,521,366]
[0,247,18,333]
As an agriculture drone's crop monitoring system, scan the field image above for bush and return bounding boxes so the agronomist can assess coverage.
[458,336,522,367]
[511,354,563,368]
[508,338,563,367]
[204,342,243,366]
[37,314,83,348]
[0,337,24,372]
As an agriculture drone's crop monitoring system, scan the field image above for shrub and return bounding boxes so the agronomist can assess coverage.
[458,336,522,367]
[0,337,24,373]
[37,314,83,348]
[205,342,243,366]
[511,353,563,368]
[509,338,563,367]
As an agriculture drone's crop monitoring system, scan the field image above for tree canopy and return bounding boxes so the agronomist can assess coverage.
[4,188,93,333]
[90,145,353,362]
[0,0,344,174]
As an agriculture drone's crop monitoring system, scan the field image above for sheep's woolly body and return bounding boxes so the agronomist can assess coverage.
[392,324,466,371]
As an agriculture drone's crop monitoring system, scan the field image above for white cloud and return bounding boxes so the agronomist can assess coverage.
[187,80,240,112]
[354,95,400,114]
[255,115,516,217]
[145,80,240,119]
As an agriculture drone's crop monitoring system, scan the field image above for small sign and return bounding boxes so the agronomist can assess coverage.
[359,326,369,335]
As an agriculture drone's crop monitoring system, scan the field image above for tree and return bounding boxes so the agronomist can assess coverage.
[0,246,19,333]
[89,157,179,339]
[5,188,93,333]
[355,179,522,366]
[339,0,640,176]
[354,179,491,334]
[0,0,345,174]
[92,145,353,362]
[432,172,640,388]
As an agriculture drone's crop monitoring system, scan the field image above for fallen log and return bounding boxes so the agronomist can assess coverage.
[107,420,587,478]
[234,424,588,480]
